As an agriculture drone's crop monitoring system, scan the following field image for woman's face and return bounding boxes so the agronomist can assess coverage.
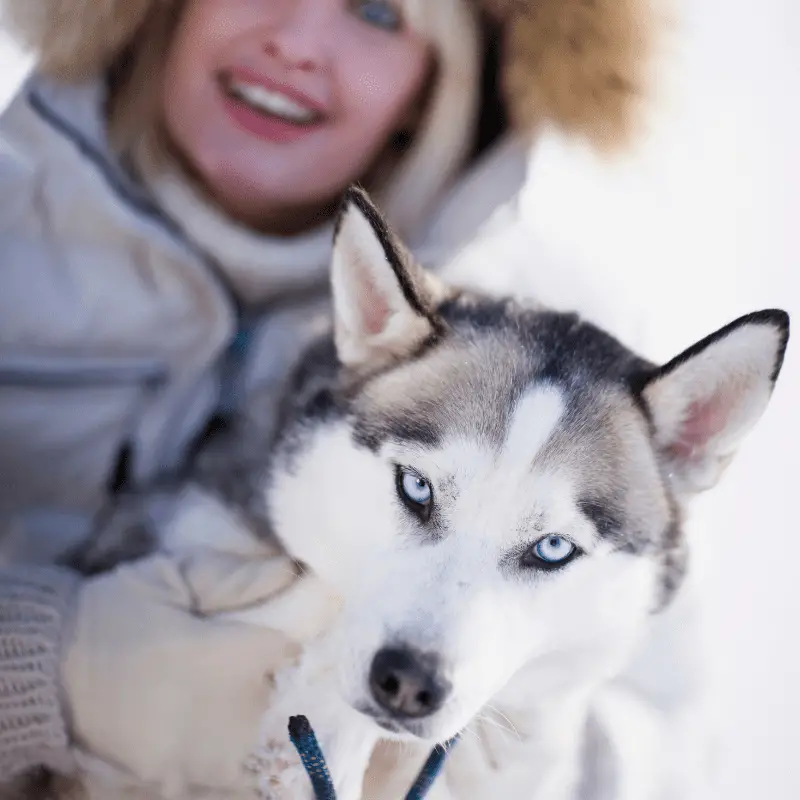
[160,0,431,234]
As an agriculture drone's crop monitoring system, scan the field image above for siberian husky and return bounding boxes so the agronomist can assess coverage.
[42,187,790,800]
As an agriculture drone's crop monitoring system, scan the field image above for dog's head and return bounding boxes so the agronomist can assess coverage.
[269,187,789,743]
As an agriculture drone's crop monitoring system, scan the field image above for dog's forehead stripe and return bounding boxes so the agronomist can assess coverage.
[499,384,565,470]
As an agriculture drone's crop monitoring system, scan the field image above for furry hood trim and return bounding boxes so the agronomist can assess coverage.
[1,0,660,153]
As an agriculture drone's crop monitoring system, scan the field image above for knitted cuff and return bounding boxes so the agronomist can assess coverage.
[0,565,80,780]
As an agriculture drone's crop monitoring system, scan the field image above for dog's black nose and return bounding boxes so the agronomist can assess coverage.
[369,647,450,719]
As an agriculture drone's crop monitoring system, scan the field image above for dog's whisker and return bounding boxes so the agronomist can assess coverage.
[484,704,517,731]
[484,716,521,743]
[481,705,522,741]
[461,723,484,745]
[474,713,517,743]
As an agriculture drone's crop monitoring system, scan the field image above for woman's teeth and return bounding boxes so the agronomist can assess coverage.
[226,80,320,124]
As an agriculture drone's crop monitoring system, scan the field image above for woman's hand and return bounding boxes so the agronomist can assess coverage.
[62,544,302,794]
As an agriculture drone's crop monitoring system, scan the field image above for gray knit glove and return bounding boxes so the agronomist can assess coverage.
[0,566,80,780]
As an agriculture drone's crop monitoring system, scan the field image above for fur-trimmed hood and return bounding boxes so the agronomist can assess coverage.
[1,0,658,153]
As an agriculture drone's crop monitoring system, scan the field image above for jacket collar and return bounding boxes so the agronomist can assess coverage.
[22,74,335,305]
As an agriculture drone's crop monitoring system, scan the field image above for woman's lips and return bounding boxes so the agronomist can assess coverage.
[218,68,329,144]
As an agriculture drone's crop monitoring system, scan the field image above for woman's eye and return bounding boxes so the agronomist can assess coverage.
[521,535,580,570]
[396,466,432,519]
[350,0,402,31]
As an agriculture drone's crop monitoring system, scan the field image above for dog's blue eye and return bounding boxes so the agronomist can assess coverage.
[395,466,433,522]
[521,536,579,570]
[401,471,431,506]
[535,535,574,562]
[351,0,401,31]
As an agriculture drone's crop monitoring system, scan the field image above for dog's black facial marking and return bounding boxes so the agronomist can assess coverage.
[352,413,442,454]
[527,314,653,391]
[436,293,514,331]
[438,295,655,392]
[578,498,625,542]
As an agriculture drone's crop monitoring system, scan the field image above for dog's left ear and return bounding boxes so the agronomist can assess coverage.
[638,310,789,496]
[330,186,441,369]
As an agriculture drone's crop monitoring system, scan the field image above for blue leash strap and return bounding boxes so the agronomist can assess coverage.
[404,734,460,800]
[288,715,459,800]
[288,716,337,800]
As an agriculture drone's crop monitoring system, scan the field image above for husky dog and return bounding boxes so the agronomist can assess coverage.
[59,187,788,800]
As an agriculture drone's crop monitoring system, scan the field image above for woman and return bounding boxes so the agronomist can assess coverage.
[0,0,660,795]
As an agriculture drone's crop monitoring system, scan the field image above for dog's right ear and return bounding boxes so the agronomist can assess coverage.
[637,309,789,497]
[331,186,441,370]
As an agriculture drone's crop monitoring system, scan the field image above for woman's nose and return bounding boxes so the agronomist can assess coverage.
[261,0,334,72]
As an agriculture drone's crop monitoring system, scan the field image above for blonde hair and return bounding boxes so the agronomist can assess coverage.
[108,0,482,240]
[370,0,482,239]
